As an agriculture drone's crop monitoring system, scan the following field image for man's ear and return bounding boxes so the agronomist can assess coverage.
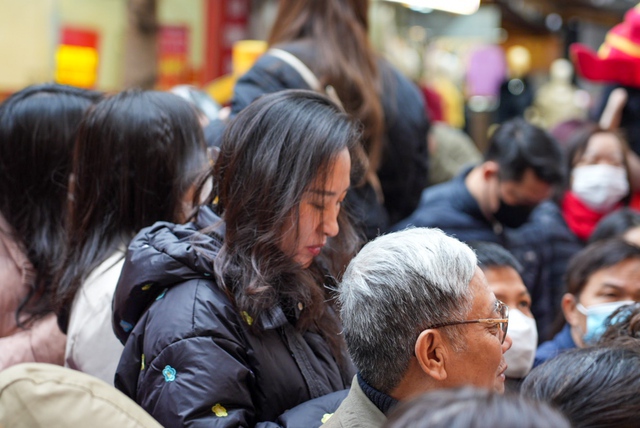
[415,329,448,382]
[562,293,579,326]
[482,160,500,180]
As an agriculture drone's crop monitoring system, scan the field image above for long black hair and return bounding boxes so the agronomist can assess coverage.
[55,90,207,332]
[197,90,365,358]
[0,83,101,326]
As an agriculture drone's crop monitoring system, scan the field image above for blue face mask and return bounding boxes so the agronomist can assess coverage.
[576,301,635,345]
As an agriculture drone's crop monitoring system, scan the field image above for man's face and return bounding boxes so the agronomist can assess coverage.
[443,267,512,393]
[484,266,533,318]
[493,168,552,212]
[487,167,553,229]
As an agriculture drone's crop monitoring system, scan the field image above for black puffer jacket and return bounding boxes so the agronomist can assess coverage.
[230,40,430,236]
[112,207,354,427]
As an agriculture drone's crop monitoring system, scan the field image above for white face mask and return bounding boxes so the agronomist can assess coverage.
[571,164,628,212]
[504,309,538,379]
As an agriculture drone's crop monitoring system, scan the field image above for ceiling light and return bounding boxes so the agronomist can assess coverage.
[383,0,481,15]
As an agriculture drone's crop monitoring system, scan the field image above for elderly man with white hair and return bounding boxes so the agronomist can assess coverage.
[322,227,512,427]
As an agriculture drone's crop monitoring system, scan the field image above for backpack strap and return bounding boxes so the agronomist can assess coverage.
[267,48,345,111]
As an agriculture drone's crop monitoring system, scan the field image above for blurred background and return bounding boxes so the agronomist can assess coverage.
[0,0,634,144]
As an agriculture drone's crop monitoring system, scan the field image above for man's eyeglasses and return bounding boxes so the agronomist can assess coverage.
[424,300,509,344]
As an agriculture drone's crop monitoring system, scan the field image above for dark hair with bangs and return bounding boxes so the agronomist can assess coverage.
[565,238,640,297]
[55,90,207,332]
[485,118,564,185]
[0,83,102,327]
[198,89,365,357]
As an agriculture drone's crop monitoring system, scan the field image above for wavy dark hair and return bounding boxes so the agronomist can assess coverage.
[55,90,207,332]
[268,0,384,174]
[197,90,365,357]
[0,83,101,327]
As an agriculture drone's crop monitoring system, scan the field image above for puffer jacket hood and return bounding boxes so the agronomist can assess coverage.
[112,206,224,344]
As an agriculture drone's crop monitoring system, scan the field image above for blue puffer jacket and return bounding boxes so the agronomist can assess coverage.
[112,206,354,427]
[230,40,430,236]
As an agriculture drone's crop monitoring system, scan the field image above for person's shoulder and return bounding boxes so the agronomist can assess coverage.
[534,325,576,367]
[321,380,385,428]
[146,276,241,334]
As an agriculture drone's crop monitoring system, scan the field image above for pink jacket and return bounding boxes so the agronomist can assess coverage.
[0,214,65,370]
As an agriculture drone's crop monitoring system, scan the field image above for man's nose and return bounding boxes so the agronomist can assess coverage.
[502,333,513,353]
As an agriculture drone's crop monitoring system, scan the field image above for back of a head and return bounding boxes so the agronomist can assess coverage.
[267,0,383,170]
[485,118,564,186]
[565,238,640,296]
[0,83,101,320]
[470,241,523,274]
[71,89,206,239]
[589,208,640,244]
[269,0,369,42]
[522,346,640,427]
[339,227,476,393]
[56,90,207,329]
[384,386,570,428]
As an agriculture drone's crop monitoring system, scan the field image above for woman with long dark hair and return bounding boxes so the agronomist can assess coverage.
[112,90,364,426]
[55,90,207,384]
[230,0,429,239]
[0,84,101,369]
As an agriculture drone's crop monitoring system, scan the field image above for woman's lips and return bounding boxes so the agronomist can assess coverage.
[307,246,323,257]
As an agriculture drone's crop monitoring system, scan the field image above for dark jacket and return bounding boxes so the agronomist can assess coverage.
[112,206,354,427]
[392,168,558,341]
[533,324,577,368]
[514,201,584,340]
[230,41,430,235]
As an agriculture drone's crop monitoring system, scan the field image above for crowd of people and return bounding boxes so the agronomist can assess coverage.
[2,0,640,427]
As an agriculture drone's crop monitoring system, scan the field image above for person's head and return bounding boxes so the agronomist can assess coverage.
[562,238,640,348]
[0,83,101,323]
[56,90,207,330]
[472,241,537,379]
[480,118,564,228]
[522,346,640,428]
[268,0,384,173]
[589,207,640,245]
[565,125,631,212]
[598,302,640,351]
[339,228,512,400]
[204,89,365,339]
[384,386,570,428]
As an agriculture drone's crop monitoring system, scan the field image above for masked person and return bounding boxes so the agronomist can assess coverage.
[472,242,538,391]
[394,118,564,340]
[562,126,631,241]
[534,238,640,367]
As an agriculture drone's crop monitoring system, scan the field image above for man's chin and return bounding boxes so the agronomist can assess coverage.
[493,373,506,393]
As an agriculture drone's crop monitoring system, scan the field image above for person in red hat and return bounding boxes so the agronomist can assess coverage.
[571,3,640,209]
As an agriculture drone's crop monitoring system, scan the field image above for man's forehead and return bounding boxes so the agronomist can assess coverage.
[470,268,499,313]
[503,169,552,204]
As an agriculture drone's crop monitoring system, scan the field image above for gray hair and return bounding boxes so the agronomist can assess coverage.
[339,227,477,393]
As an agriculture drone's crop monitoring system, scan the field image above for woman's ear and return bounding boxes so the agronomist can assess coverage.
[415,329,448,382]
[562,293,579,326]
